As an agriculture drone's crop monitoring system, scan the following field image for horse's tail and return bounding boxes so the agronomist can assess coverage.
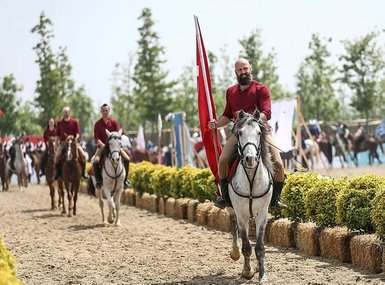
[87,176,96,197]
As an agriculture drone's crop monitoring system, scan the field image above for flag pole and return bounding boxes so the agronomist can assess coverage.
[194,16,220,165]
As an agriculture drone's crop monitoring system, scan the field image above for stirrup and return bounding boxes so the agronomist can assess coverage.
[270,200,287,210]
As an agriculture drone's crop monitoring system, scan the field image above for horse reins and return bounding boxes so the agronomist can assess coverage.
[103,147,124,192]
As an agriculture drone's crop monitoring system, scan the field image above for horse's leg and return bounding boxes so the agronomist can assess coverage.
[114,189,123,226]
[96,187,105,224]
[49,182,56,210]
[65,182,72,216]
[73,182,79,216]
[255,215,268,282]
[104,186,115,224]
[238,215,254,279]
[228,209,240,261]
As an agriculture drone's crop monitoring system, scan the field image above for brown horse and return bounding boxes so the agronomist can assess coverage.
[129,147,158,164]
[348,134,384,165]
[29,150,43,184]
[59,136,82,216]
[45,138,63,210]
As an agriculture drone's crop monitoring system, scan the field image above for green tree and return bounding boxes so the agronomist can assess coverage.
[172,62,198,128]
[14,101,42,135]
[31,12,67,125]
[111,53,139,131]
[0,74,22,136]
[238,29,289,100]
[31,12,93,129]
[132,8,175,132]
[296,34,339,121]
[339,31,385,126]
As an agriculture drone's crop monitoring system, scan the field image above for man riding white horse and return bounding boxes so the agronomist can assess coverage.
[92,103,130,189]
[208,58,287,210]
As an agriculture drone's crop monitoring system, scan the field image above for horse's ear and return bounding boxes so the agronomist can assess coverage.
[237,110,247,119]
[106,129,111,137]
[118,129,123,136]
[253,109,260,120]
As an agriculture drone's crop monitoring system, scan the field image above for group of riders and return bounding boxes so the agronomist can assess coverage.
[1,103,131,191]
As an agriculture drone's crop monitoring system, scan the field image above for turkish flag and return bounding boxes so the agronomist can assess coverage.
[194,16,222,182]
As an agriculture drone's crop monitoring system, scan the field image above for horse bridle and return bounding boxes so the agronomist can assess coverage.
[232,119,273,217]
[103,135,124,191]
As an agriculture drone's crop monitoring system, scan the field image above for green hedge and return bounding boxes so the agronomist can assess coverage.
[129,162,385,236]
[336,175,385,232]
[305,177,348,228]
[0,239,23,285]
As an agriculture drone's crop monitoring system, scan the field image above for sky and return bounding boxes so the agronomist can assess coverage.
[1,0,385,108]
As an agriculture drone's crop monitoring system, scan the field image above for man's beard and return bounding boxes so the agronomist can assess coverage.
[237,73,252,86]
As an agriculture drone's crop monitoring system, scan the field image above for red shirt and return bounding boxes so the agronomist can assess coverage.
[43,128,56,143]
[94,117,121,144]
[222,80,271,120]
[56,118,80,141]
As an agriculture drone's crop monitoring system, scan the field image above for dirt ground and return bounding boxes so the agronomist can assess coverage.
[1,166,385,285]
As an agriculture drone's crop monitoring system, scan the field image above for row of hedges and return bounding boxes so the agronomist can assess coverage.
[129,162,385,238]
[0,238,23,285]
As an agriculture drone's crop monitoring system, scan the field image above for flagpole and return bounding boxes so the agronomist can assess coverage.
[194,16,220,164]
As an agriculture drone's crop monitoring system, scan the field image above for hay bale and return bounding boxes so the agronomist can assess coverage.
[196,202,213,225]
[207,207,221,229]
[296,223,320,256]
[217,209,231,232]
[158,197,167,215]
[264,219,273,242]
[319,227,355,263]
[141,193,158,213]
[187,200,199,223]
[135,192,143,208]
[175,198,190,220]
[266,218,295,248]
[126,189,136,206]
[350,234,383,273]
[120,190,127,204]
[165,198,176,218]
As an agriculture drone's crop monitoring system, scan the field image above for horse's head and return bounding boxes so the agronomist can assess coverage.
[234,110,263,169]
[64,135,77,161]
[106,129,122,165]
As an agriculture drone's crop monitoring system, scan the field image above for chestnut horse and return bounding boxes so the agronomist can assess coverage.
[45,137,63,210]
[348,134,384,165]
[59,136,82,216]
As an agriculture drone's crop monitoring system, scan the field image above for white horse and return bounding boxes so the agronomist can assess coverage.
[92,130,125,226]
[227,110,274,283]
[5,138,28,191]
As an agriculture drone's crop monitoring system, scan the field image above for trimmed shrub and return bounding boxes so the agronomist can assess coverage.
[305,176,347,228]
[150,165,177,198]
[371,184,385,239]
[130,162,158,195]
[281,172,320,222]
[170,166,200,198]
[191,168,217,202]
[0,239,23,285]
[336,175,385,232]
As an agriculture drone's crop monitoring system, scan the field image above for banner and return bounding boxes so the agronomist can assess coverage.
[136,125,145,150]
[194,16,222,181]
[270,98,296,152]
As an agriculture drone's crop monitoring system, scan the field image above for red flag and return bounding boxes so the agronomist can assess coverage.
[0,108,4,118]
[194,16,222,181]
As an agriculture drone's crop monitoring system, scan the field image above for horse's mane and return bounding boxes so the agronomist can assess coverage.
[233,111,274,176]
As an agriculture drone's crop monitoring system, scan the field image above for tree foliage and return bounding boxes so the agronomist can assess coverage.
[296,34,339,121]
[0,74,22,136]
[132,8,175,132]
[339,31,385,125]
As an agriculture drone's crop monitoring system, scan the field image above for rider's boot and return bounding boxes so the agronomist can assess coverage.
[93,162,102,189]
[123,160,131,189]
[214,178,232,209]
[54,163,62,180]
[269,180,287,210]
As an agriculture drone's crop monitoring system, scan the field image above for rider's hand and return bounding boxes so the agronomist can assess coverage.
[208,120,218,130]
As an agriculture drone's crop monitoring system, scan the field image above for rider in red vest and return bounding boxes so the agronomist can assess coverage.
[92,103,130,189]
[208,58,287,210]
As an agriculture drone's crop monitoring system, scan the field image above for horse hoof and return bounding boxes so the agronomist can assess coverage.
[230,249,240,261]
[259,274,267,284]
[108,218,114,224]
[242,269,255,280]
[115,221,121,227]
[67,212,72,217]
